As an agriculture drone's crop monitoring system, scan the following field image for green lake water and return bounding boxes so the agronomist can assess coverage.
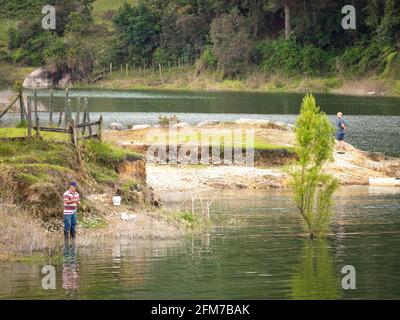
[1,89,400,299]
[1,187,400,299]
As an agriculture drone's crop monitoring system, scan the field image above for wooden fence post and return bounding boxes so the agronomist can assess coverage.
[126,63,128,77]
[19,89,25,122]
[82,97,88,134]
[75,96,81,125]
[64,88,69,128]
[34,90,40,139]
[110,62,112,79]
[98,115,103,142]
[87,103,92,135]
[58,111,63,128]
[27,98,32,138]
[69,119,82,166]
[49,89,53,126]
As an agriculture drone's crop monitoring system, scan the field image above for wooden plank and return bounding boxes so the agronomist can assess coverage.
[34,127,69,133]
[75,120,100,129]
[0,95,19,120]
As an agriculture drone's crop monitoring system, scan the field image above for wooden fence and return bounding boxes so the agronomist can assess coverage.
[0,89,103,145]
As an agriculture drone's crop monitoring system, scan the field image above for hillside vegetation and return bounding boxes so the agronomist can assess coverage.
[0,1,399,93]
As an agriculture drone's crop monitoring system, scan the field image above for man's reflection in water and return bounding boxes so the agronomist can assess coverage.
[62,239,79,291]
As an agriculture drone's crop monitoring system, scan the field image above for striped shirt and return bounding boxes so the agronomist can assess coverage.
[63,190,80,215]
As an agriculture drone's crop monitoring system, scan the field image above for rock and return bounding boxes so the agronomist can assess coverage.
[131,124,151,131]
[109,122,124,130]
[23,68,53,89]
[197,120,220,127]
[172,122,188,128]
[23,68,71,89]
[120,212,137,221]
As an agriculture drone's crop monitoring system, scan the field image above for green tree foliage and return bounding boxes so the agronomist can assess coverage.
[4,0,400,81]
[113,1,160,64]
[210,8,252,77]
[0,0,46,18]
[44,33,95,81]
[290,94,338,239]
[253,39,332,75]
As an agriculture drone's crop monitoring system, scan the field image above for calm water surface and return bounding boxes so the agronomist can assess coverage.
[1,187,399,299]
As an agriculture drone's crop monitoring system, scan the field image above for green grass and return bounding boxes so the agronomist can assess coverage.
[92,0,137,23]
[0,127,69,141]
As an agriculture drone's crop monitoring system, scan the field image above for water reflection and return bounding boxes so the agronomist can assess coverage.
[290,240,341,300]
[62,243,79,292]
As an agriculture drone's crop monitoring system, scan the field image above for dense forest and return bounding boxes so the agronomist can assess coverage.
[0,0,399,82]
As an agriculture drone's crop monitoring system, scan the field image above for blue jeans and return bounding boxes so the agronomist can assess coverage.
[336,132,345,141]
[64,213,77,234]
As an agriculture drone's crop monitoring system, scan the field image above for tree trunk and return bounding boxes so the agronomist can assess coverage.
[284,1,291,39]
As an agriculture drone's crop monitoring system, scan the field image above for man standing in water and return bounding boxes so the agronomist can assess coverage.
[63,182,80,242]
[336,112,347,154]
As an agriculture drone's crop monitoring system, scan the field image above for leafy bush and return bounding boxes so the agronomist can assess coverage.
[253,39,331,75]
[158,114,181,127]
[339,40,384,75]
[196,47,217,74]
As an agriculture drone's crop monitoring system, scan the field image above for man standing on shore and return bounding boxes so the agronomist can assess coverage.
[336,112,347,154]
[63,182,80,242]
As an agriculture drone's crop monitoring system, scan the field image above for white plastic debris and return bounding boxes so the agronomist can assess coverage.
[112,196,122,206]
[120,212,137,221]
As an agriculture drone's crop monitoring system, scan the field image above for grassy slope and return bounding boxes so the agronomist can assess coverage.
[92,0,136,23]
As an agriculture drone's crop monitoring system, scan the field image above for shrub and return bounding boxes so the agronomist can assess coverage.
[253,39,331,75]
[158,114,181,127]
[290,94,338,239]
[196,47,217,74]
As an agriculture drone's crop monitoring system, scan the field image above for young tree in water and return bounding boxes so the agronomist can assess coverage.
[290,94,338,239]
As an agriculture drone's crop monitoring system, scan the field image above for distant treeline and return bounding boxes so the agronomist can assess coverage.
[1,0,400,80]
